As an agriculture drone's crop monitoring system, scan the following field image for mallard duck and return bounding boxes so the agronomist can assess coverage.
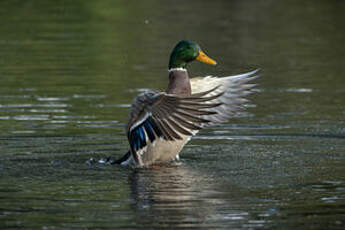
[114,40,260,167]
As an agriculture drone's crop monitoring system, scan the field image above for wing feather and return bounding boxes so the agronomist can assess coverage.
[190,69,261,124]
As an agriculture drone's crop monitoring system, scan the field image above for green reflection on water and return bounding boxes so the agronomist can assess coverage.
[0,0,344,229]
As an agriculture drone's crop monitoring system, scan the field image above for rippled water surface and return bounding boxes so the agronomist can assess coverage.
[1,0,344,229]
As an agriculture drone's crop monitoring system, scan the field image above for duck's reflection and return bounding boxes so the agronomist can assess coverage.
[128,163,221,227]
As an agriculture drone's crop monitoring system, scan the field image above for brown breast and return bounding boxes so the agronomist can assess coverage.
[166,70,191,96]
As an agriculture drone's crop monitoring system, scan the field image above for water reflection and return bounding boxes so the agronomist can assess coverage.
[128,164,220,227]
[126,163,275,228]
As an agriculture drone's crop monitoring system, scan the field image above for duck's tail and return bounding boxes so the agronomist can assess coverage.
[111,150,131,165]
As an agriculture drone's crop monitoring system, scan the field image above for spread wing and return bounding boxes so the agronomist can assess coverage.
[190,69,260,123]
[126,89,222,156]
[126,69,260,163]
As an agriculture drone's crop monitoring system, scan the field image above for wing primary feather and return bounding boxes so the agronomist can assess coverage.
[228,84,256,93]
[176,107,218,116]
[165,117,194,136]
[175,110,211,123]
[178,102,223,109]
[153,117,174,141]
[151,108,177,140]
[180,91,224,102]
[225,69,260,81]
[182,85,221,98]
[151,104,184,140]
[157,102,178,116]
[233,75,261,84]
[170,114,204,130]
[160,119,183,140]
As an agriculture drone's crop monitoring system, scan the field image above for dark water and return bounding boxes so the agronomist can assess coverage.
[1,0,344,229]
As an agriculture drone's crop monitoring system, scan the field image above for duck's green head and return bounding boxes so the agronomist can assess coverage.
[168,40,217,70]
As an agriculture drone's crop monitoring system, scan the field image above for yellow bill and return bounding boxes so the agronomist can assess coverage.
[196,50,217,65]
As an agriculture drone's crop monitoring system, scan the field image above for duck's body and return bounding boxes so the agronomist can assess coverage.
[115,41,260,167]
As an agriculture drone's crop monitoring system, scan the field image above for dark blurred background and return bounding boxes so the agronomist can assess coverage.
[0,1,344,229]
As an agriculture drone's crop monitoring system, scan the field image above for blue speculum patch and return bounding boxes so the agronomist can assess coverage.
[129,117,163,152]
